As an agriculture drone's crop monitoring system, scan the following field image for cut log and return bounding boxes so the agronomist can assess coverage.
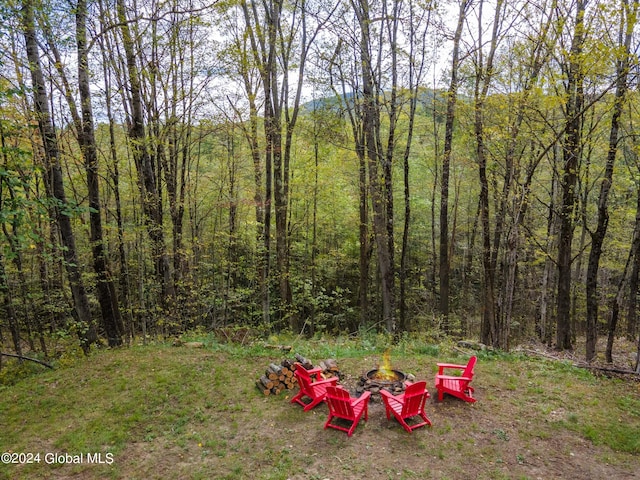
[286,376,298,387]
[281,359,296,370]
[575,363,640,378]
[266,369,284,382]
[324,358,339,371]
[258,375,274,390]
[268,363,284,376]
[270,383,285,395]
[255,380,270,395]
[294,353,314,370]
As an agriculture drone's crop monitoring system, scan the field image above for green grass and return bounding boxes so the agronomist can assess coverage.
[1,335,639,479]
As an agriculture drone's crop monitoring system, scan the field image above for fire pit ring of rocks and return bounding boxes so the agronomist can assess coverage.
[356,369,408,397]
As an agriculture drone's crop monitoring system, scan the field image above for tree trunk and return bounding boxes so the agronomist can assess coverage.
[241,0,296,329]
[97,16,134,342]
[116,0,173,310]
[398,0,429,332]
[0,255,22,358]
[498,52,550,346]
[626,182,640,363]
[327,38,370,330]
[353,0,395,332]
[474,0,503,348]
[556,0,587,351]
[627,187,640,341]
[1,119,33,356]
[358,143,369,329]
[226,39,266,326]
[539,164,560,345]
[22,0,97,352]
[439,0,469,331]
[606,249,633,363]
[76,0,124,347]
[585,0,636,362]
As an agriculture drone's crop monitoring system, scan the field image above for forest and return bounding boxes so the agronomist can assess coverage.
[1,0,640,369]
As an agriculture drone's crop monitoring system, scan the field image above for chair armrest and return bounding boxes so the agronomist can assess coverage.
[379,388,403,404]
[435,374,472,382]
[436,363,466,374]
[303,366,323,377]
[352,391,371,405]
[379,389,394,400]
[312,376,339,386]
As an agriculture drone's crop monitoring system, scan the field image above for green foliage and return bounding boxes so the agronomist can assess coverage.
[2,0,640,361]
[0,358,45,386]
[55,344,87,369]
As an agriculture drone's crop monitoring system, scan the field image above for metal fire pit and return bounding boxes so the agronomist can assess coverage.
[355,369,407,397]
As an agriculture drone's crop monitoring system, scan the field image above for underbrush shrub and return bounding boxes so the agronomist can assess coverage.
[0,359,44,386]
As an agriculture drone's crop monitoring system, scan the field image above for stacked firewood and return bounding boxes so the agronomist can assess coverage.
[255,354,342,396]
[255,362,297,395]
[292,354,342,381]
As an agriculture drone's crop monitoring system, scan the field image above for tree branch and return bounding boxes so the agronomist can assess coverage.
[0,352,54,369]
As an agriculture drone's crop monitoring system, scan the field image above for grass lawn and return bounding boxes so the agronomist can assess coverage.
[1,334,639,479]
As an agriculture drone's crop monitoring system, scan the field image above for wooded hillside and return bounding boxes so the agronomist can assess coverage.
[1,0,640,367]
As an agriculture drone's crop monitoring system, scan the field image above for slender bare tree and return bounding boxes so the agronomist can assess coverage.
[21,0,97,351]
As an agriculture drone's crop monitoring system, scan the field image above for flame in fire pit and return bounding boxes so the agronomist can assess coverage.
[375,349,396,381]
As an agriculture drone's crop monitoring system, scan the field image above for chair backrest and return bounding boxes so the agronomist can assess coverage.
[463,356,477,379]
[402,381,428,416]
[325,386,354,418]
[294,365,314,395]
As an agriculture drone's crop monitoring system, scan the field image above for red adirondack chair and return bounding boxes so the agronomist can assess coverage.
[324,385,371,437]
[291,362,339,411]
[379,380,432,433]
[434,355,477,403]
